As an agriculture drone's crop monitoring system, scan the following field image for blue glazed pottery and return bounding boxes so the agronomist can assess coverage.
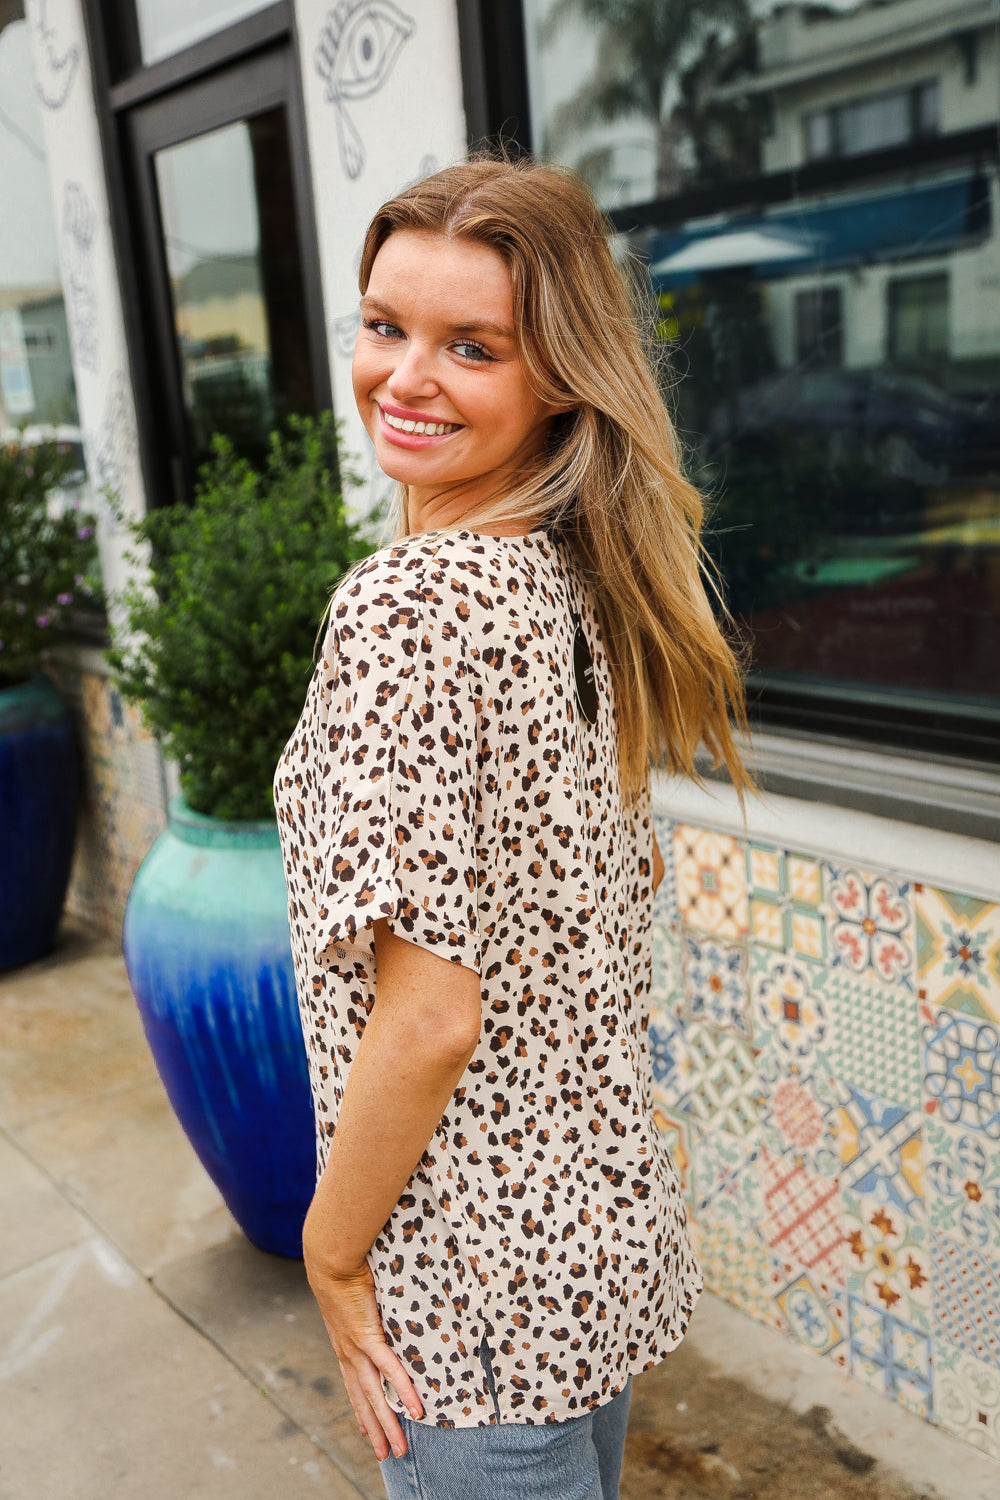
[0,673,78,970]
[123,796,315,1257]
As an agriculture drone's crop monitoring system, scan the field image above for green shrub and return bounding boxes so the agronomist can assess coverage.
[0,435,100,686]
[108,414,372,820]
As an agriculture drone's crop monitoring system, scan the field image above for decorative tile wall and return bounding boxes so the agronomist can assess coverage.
[652,814,1000,1461]
[50,663,165,934]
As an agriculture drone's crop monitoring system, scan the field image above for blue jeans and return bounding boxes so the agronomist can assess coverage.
[379,1379,632,1500]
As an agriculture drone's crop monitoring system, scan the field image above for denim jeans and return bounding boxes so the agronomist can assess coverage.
[379,1377,632,1500]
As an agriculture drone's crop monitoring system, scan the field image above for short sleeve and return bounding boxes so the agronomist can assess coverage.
[312,553,481,974]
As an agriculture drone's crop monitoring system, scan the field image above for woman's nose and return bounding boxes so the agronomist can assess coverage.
[386,341,439,401]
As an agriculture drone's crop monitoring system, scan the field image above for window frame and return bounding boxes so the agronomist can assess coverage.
[458,3,1000,783]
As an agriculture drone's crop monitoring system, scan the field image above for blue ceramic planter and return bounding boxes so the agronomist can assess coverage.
[123,797,315,1257]
[0,673,78,971]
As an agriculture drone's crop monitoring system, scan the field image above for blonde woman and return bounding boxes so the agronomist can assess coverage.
[274,157,751,1500]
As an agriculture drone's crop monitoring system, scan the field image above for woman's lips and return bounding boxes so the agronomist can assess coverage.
[376,404,463,449]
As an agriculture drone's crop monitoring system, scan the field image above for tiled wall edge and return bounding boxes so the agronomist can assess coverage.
[651,772,1000,902]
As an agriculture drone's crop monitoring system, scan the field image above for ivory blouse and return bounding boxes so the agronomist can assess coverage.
[273,526,700,1428]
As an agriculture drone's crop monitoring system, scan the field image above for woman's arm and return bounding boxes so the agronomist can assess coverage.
[653,831,665,894]
[302,918,482,1460]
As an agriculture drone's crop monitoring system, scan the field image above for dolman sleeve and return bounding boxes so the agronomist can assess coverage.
[312,552,481,974]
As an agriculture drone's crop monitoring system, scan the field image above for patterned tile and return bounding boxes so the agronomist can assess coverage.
[682,932,751,1037]
[682,1023,762,1137]
[846,1295,933,1418]
[758,1059,841,1180]
[690,1124,764,1227]
[773,1271,844,1357]
[923,1007,1000,1138]
[692,1216,778,1325]
[650,916,683,1014]
[934,1341,1000,1459]
[826,866,914,989]
[759,1146,843,1286]
[747,845,826,961]
[673,825,748,939]
[835,1085,923,1217]
[931,1234,1000,1368]
[652,812,677,920]
[821,969,922,1111]
[752,952,828,1067]
[925,1116,1000,1251]
[648,1007,689,1110]
[841,1190,931,1330]
[915,884,1000,1019]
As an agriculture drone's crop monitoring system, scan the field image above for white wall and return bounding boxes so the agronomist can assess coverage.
[23,0,149,603]
[290,0,468,522]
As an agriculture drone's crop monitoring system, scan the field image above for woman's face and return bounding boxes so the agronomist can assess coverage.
[353,229,563,528]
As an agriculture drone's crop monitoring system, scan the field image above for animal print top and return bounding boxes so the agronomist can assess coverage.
[274,527,700,1428]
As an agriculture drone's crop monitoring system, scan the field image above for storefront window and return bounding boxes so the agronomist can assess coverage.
[134,0,275,67]
[0,9,84,453]
[523,0,1000,746]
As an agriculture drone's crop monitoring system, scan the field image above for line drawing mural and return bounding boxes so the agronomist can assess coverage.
[315,1,414,180]
[31,0,79,110]
[61,181,98,375]
[90,370,137,524]
[332,310,362,359]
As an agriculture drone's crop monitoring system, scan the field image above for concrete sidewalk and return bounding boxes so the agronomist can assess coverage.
[1,921,998,1500]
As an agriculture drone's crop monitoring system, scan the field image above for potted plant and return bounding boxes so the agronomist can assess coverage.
[109,414,370,1257]
[0,433,99,970]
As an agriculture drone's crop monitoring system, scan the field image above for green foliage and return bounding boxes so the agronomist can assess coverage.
[107,414,372,821]
[0,436,100,686]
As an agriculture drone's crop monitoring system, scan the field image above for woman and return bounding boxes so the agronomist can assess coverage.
[274,157,751,1500]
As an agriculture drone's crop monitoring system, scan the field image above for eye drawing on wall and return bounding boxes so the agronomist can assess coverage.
[332,310,362,359]
[62,182,98,375]
[315,1,415,181]
[32,0,80,110]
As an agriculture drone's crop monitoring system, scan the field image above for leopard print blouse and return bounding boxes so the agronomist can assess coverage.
[274,526,700,1428]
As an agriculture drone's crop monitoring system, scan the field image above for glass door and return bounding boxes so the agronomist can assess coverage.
[123,46,328,505]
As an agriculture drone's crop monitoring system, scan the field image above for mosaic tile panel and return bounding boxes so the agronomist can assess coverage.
[835,1084,923,1217]
[826,865,915,989]
[682,932,751,1037]
[752,952,828,1067]
[673,824,748,939]
[923,1007,1000,1139]
[925,1117,1000,1251]
[931,1235,1000,1368]
[846,1295,933,1419]
[821,969,922,1110]
[682,1023,762,1137]
[646,814,1000,1454]
[935,1341,1000,1459]
[915,884,1000,1020]
[841,1190,931,1330]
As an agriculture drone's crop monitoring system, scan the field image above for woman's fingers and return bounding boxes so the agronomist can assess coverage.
[372,1342,423,1420]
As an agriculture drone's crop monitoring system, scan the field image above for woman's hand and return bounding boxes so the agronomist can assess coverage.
[305,1248,423,1460]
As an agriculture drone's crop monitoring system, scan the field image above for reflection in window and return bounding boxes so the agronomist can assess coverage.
[155,110,316,472]
[135,0,274,67]
[0,11,83,440]
[527,0,1000,725]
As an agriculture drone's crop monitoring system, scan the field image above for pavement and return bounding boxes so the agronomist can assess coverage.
[1,920,999,1500]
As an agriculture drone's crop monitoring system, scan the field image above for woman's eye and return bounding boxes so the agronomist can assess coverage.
[453,340,493,363]
[364,318,402,339]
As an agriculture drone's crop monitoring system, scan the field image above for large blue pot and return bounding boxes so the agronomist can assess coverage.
[123,797,315,1257]
[0,673,78,970]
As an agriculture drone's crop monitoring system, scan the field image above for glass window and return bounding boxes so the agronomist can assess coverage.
[524,0,1000,744]
[153,109,317,472]
[135,0,275,67]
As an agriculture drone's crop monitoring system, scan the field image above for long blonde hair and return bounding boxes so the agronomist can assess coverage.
[359,156,752,802]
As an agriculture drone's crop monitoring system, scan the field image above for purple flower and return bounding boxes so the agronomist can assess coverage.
[77,525,94,540]
[15,602,25,615]
[57,592,73,606]
[36,615,50,628]
[25,465,34,477]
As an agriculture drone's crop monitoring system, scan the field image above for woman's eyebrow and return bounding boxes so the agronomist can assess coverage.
[360,296,513,341]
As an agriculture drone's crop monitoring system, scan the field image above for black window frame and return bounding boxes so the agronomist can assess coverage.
[458,1,1000,772]
[80,0,330,512]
